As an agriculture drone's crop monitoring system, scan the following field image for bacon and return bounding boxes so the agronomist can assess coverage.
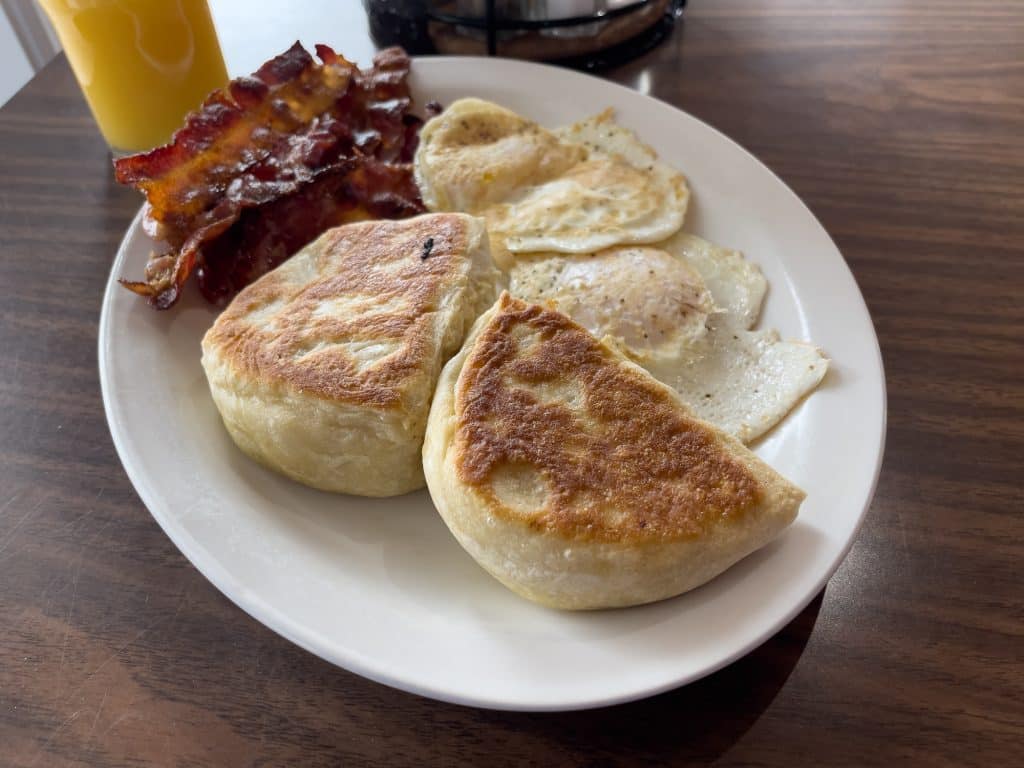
[195,160,422,304]
[114,43,426,309]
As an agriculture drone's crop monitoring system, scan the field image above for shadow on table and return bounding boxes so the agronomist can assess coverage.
[484,590,824,762]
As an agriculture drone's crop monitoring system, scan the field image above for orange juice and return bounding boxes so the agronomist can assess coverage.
[38,0,229,153]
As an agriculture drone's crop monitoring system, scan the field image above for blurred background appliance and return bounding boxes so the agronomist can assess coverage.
[364,0,685,70]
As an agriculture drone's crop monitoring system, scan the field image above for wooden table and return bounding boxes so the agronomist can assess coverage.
[1,1,1021,764]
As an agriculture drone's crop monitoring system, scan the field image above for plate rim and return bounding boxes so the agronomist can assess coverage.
[98,55,887,712]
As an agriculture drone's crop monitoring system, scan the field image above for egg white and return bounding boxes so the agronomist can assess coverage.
[658,231,767,331]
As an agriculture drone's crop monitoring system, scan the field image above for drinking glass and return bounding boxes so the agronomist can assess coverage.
[37,0,229,154]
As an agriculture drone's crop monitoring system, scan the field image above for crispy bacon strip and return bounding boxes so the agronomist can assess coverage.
[114,43,426,309]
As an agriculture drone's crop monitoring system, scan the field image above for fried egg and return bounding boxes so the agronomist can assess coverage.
[414,98,584,214]
[415,99,689,269]
[509,246,715,361]
[509,240,827,443]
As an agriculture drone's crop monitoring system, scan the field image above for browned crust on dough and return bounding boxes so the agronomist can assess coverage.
[203,214,472,408]
[453,294,763,543]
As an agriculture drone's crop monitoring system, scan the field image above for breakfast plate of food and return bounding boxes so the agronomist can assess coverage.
[99,44,885,710]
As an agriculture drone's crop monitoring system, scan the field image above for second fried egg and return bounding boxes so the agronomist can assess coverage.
[509,242,828,443]
[509,246,715,361]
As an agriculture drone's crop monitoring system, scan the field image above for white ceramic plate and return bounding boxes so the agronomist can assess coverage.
[99,57,885,711]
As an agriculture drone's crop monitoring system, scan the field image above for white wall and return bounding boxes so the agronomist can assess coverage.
[210,0,376,75]
[0,4,35,107]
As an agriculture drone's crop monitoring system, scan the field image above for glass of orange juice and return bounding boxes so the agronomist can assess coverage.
[37,0,229,154]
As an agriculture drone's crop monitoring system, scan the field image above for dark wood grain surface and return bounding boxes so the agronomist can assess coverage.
[1,1,1021,765]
